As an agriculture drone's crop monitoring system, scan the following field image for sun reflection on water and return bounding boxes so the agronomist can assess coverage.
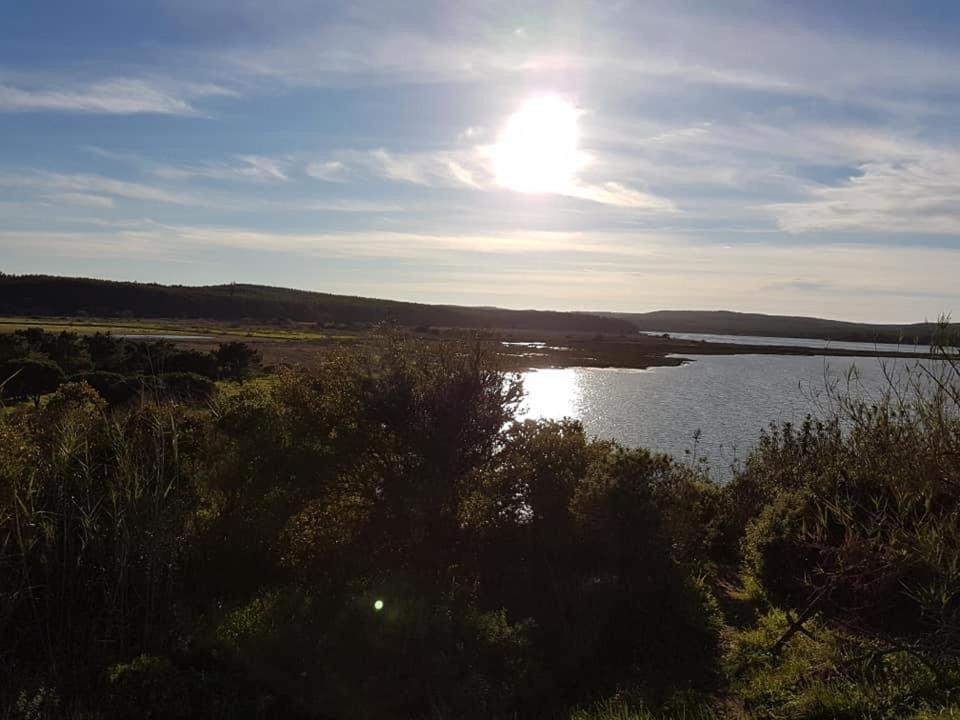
[518,368,582,420]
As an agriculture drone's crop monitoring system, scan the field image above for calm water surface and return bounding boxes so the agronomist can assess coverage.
[519,354,923,476]
[648,331,931,354]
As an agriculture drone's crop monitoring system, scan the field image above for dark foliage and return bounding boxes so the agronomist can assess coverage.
[1,357,66,406]
[722,350,960,670]
[152,372,216,401]
[1,337,721,719]
[214,341,261,380]
[0,329,263,409]
[3,333,959,719]
[70,371,140,405]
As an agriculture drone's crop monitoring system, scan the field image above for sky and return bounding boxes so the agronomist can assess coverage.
[2,0,959,322]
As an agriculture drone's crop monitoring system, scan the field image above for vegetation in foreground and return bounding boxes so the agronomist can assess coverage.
[0,328,263,407]
[1,330,959,719]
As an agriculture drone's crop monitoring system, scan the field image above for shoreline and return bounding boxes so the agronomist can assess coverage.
[497,335,938,371]
[0,316,942,372]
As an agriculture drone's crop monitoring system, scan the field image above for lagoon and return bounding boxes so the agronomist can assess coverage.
[519,353,922,477]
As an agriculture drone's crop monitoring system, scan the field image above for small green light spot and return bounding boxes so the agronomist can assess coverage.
[373,599,384,612]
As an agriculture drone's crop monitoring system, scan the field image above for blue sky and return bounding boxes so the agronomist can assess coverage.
[2,0,959,322]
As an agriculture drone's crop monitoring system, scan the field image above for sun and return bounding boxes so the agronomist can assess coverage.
[492,94,583,194]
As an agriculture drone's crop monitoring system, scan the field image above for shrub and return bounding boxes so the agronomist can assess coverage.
[83,331,123,369]
[0,357,66,406]
[215,342,261,380]
[71,370,140,405]
[724,609,957,720]
[154,372,216,402]
[107,654,191,720]
[163,349,218,378]
[732,350,960,674]
[1,386,198,700]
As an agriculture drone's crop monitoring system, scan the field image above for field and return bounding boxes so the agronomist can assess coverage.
[0,315,939,374]
[0,316,358,341]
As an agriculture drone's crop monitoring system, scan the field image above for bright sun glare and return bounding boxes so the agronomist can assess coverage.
[492,94,583,194]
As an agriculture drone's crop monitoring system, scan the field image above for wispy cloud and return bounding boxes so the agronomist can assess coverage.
[48,193,116,208]
[764,143,960,234]
[191,1,960,120]
[305,160,349,182]
[359,148,484,188]
[0,77,234,115]
[155,155,291,183]
[567,182,676,212]
[0,172,207,206]
[328,147,676,210]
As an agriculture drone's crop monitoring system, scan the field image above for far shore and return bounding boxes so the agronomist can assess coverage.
[497,333,937,371]
[0,316,940,372]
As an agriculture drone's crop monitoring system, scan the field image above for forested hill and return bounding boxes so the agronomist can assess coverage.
[607,309,946,345]
[0,274,636,333]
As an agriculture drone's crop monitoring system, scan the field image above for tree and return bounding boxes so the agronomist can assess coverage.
[163,349,218,378]
[154,372,216,402]
[71,371,139,405]
[0,332,30,363]
[215,342,261,380]
[39,330,92,374]
[1,358,66,406]
[83,332,123,369]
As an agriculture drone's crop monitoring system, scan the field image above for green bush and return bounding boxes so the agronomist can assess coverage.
[6,335,959,718]
[107,654,191,720]
[163,349,218,378]
[154,372,216,401]
[737,402,960,662]
[214,341,261,380]
[1,383,198,705]
[724,609,956,720]
[70,370,139,405]
[1,358,65,406]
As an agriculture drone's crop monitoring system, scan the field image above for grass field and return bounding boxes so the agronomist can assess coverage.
[2,315,933,373]
[0,316,360,342]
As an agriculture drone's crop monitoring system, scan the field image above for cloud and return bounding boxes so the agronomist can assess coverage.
[298,199,407,213]
[188,1,960,122]
[333,148,675,210]
[766,152,960,235]
[567,182,677,211]
[2,222,957,320]
[0,220,664,261]
[0,172,207,206]
[358,148,483,188]
[306,160,349,182]
[0,77,233,115]
[139,225,664,258]
[155,155,291,183]
[761,279,833,294]
[235,155,289,182]
[48,193,115,208]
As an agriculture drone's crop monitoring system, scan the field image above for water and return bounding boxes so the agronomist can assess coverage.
[647,331,931,355]
[519,354,928,477]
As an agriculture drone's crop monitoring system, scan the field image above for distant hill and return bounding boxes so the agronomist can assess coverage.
[0,274,636,334]
[605,310,946,345]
